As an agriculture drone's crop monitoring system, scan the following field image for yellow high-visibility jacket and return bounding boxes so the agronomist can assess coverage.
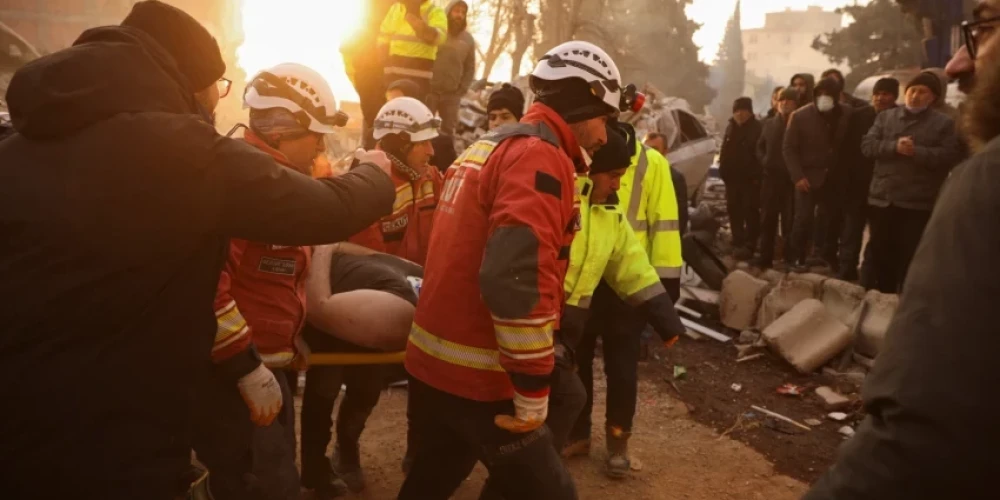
[560,177,683,347]
[377,1,447,81]
[617,143,684,279]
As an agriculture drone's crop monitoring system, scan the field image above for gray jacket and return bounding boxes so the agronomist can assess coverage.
[782,103,852,189]
[861,106,960,211]
[430,1,475,96]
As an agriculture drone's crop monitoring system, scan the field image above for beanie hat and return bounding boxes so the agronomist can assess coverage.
[532,76,613,124]
[814,77,843,98]
[778,88,799,102]
[907,72,942,98]
[589,124,631,175]
[122,0,225,92]
[487,84,526,121]
[873,77,900,98]
[732,97,753,113]
[387,79,422,98]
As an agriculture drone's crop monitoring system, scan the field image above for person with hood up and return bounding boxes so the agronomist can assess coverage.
[805,6,1000,496]
[400,40,625,500]
[782,76,854,273]
[719,97,763,260]
[0,1,396,498]
[753,88,798,270]
[487,83,526,130]
[861,72,961,294]
[822,68,871,109]
[789,73,815,109]
[430,0,476,136]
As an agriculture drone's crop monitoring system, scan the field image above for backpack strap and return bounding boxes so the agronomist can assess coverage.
[480,122,561,149]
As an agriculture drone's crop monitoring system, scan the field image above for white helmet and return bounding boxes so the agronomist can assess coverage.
[244,62,348,134]
[373,97,440,143]
[531,41,624,113]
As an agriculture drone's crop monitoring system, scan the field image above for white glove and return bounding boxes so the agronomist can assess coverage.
[495,391,548,433]
[237,364,283,427]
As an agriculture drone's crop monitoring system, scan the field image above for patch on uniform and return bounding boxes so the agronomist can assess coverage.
[566,210,582,232]
[381,213,409,234]
[534,171,562,199]
[558,245,571,260]
[258,256,296,275]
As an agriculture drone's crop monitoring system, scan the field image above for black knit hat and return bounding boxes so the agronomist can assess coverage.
[487,83,526,121]
[907,72,942,98]
[778,88,799,102]
[122,0,226,92]
[814,77,843,98]
[589,124,631,175]
[873,77,900,98]
[732,97,753,113]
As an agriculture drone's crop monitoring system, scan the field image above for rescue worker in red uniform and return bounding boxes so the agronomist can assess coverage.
[399,40,628,500]
[349,97,443,265]
[193,63,354,500]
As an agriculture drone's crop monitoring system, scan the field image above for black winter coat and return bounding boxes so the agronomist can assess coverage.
[804,135,1000,500]
[783,103,853,189]
[756,114,792,182]
[719,117,763,183]
[0,27,394,498]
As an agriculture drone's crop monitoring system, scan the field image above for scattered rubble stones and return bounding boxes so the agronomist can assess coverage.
[786,272,829,296]
[814,386,852,410]
[759,269,787,285]
[762,299,853,373]
[821,279,866,326]
[854,290,900,358]
[757,278,819,329]
[739,330,761,344]
[720,271,772,331]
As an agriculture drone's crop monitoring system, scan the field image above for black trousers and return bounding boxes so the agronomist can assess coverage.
[790,186,840,266]
[759,178,794,265]
[725,180,761,251]
[192,369,299,500]
[570,282,647,439]
[398,377,576,500]
[355,65,387,151]
[867,205,932,294]
[838,202,868,275]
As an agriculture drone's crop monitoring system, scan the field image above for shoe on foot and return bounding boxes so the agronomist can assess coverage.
[312,479,349,500]
[333,444,366,493]
[561,437,591,459]
[605,426,632,480]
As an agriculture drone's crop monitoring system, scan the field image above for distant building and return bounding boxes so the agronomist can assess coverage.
[741,6,847,88]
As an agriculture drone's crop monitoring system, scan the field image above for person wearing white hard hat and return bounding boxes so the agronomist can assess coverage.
[399,40,631,500]
[191,62,383,500]
[348,96,443,266]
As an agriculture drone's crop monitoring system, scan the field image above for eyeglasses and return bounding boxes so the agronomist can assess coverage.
[962,15,1000,59]
[218,77,233,98]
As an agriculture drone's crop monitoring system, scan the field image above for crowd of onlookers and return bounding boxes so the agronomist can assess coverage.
[719,67,962,293]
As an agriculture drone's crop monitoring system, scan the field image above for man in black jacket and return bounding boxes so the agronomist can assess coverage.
[806,5,1000,495]
[753,88,798,269]
[0,2,395,498]
[783,77,853,272]
[822,68,870,109]
[861,72,961,293]
[719,97,763,260]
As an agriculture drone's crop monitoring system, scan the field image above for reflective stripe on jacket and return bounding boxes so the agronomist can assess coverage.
[378,1,447,79]
[406,104,584,403]
[617,143,684,279]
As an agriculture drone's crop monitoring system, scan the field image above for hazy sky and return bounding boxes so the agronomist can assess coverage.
[688,0,869,63]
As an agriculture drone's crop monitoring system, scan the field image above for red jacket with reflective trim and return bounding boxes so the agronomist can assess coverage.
[406,103,584,402]
[349,159,442,265]
[211,131,311,372]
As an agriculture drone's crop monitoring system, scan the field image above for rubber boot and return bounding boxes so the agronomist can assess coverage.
[560,437,591,459]
[605,425,631,480]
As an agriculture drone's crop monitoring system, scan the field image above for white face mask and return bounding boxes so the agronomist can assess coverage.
[816,96,835,112]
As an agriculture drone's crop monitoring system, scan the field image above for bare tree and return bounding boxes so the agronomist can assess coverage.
[508,3,536,80]
[477,0,515,79]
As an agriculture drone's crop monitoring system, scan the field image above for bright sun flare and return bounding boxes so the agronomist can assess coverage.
[238,0,364,103]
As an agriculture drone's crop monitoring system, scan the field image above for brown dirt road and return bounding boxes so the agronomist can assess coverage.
[296,358,809,500]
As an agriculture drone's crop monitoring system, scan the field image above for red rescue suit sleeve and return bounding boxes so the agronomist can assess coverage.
[477,140,575,401]
[211,240,260,379]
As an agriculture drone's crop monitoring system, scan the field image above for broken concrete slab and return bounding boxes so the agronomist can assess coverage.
[815,386,851,410]
[786,272,829,295]
[822,279,866,326]
[853,290,900,358]
[738,330,761,344]
[759,269,786,285]
[756,277,819,329]
[719,271,772,331]
[762,299,853,373]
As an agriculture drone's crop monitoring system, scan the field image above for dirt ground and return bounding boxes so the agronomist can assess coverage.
[293,344,830,500]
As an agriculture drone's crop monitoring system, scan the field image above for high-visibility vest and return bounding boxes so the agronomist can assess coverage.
[617,142,684,279]
[377,1,447,80]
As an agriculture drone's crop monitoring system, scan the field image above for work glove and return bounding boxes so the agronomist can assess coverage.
[495,390,548,434]
[237,363,283,427]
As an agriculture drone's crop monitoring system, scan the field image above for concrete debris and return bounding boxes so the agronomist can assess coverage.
[731,383,743,392]
[853,290,899,358]
[805,418,823,427]
[827,412,848,421]
[839,425,856,437]
[673,365,687,379]
[762,299,853,373]
[759,269,786,285]
[786,272,829,295]
[852,352,876,369]
[756,277,819,330]
[814,386,852,410]
[821,279,866,326]
[822,367,867,385]
[735,344,755,357]
[736,353,765,363]
[720,271,772,331]
[739,330,761,344]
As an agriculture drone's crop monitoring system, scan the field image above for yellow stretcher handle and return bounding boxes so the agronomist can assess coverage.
[308,351,406,366]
